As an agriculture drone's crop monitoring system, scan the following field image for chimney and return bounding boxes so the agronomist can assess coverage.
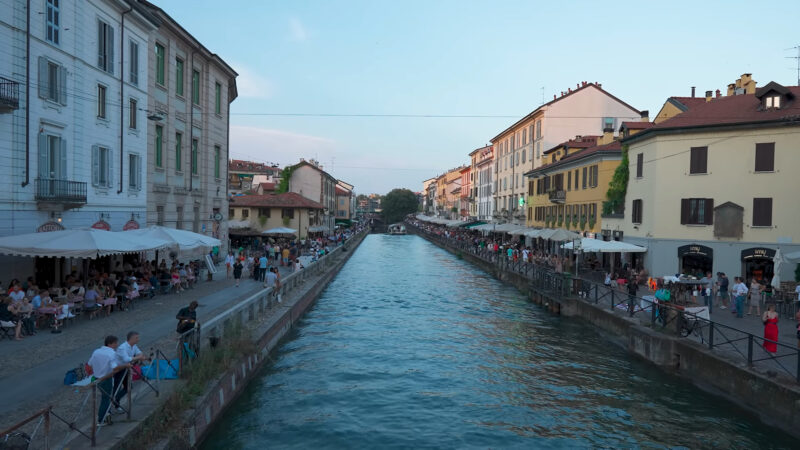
[715,89,721,98]
[691,86,696,97]
[705,90,712,102]
[553,94,557,100]
[640,110,649,121]
[727,83,736,96]
[577,83,580,89]
[568,88,572,93]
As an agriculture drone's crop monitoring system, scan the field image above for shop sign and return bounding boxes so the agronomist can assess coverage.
[677,244,713,258]
[741,247,775,261]
[37,221,65,232]
[122,220,140,231]
[91,220,111,231]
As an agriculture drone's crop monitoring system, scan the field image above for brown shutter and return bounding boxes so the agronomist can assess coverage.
[753,198,773,226]
[680,198,690,224]
[704,198,714,225]
[690,146,708,174]
[636,153,643,178]
[755,143,775,172]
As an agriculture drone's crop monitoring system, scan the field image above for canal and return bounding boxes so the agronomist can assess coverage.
[203,234,795,448]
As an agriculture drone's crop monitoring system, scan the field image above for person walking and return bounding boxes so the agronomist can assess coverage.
[762,304,779,354]
[224,252,235,279]
[88,335,130,426]
[733,277,748,318]
[700,271,713,314]
[233,259,243,287]
[626,276,639,315]
[258,254,268,282]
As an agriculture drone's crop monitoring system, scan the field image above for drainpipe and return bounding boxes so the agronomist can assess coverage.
[188,51,195,192]
[22,0,30,187]
[118,6,132,194]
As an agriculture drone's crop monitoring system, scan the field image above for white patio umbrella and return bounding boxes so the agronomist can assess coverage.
[541,229,582,242]
[126,225,221,251]
[561,238,647,253]
[0,228,171,259]
[771,248,785,291]
[263,227,298,235]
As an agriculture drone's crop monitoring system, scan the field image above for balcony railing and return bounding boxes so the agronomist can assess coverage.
[0,76,20,112]
[35,178,88,204]
[548,189,566,204]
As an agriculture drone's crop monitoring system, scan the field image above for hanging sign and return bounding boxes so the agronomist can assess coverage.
[740,247,775,261]
[123,220,140,231]
[37,221,65,232]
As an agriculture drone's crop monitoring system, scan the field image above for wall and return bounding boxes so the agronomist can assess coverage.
[229,205,315,238]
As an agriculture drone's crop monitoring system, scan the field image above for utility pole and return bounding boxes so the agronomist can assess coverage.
[787,45,800,86]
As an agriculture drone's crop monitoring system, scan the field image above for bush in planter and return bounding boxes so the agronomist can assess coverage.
[580,214,587,230]
[557,215,563,227]
[572,215,579,227]
[588,215,596,230]
[282,216,291,226]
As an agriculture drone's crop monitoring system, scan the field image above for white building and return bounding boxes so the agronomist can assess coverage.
[472,146,494,221]
[0,0,158,282]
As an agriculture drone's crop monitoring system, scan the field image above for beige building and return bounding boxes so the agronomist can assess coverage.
[142,1,237,254]
[603,79,800,282]
[228,192,324,239]
[491,82,641,226]
[286,159,337,234]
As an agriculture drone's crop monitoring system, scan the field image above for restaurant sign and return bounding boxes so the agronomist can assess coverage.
[37,221,65,232]
[91,220,111,231]
[740,247,775,261]
[122,220,140,231]
[677,244,713,259]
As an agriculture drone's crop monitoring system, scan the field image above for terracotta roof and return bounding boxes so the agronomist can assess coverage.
[491,83,640,142]
[526,140,622,175]
[543,136,600,155]
[335,186,351,196]
[620,121,654,130]
[258,182,276,191]
[626,84,800,143]
[293,160,336,181]
[229,159,280,173]
[668,96,708,111]
[230,192,324,209]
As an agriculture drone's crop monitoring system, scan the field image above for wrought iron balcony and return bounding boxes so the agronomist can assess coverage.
[548,189,566,204]
[35,178,88,205]
[0,76,20,113]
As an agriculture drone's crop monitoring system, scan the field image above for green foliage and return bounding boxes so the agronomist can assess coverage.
[258,215,267,226]
[603,145,629,215]
[795,263,800,282]
[276,165,296,194]
[382,188,419,224]
[580,214,587,230]
[282,216,290,226]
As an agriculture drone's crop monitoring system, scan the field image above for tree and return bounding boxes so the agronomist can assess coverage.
[382,188,418,224]
[603,145,629,215]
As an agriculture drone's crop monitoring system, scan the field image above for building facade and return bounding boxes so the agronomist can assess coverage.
[228,159,280,195]
[0,0,157,281]
[603,81,800,282]
[286,159,337,234]
[473,146,494,221]
[142,1,238,256]
[459,166,471,218]
[228,192,324,239]
[491,82,641,226]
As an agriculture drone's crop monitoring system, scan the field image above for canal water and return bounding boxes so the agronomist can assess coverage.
[203,235,795,449]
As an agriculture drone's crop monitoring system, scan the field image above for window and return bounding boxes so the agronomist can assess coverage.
[522,128,527,145]
[241,208,249,219]
[689,146,708,174]
[176,206,183,229]
[38,57,66,104]
[603,117,615,131]
[155,43,165,85]
[536,121,541,139]
[632,199,643,224]
[680,198,714,225]
[214,145,221,178]
[156,206,164,226]
[129,98,137,129]
[129,40,138,85]
[91,145,112,187]
[37,134,65,180]
[582,167,587,189]
[215,82,222,114]
[754,143,774,172]
[588,165,598,188]
[282,208,294,219]
[259,208,271,218]
[191,139,198,174]
[636,153,643,178]
[175,58,184,96]
[154,125,163,168]
[228,208,235,219]
[765,95,781,109]
[567,171,571,191]
[175,132,182,171]
[128,153,141,190]
[97,85,106,118]
[97,20,114,73]
[752,198,772,227]
[192,69,200,105]
[46,0,60,44]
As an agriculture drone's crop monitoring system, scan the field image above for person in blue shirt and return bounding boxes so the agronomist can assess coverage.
[258,254,268,282]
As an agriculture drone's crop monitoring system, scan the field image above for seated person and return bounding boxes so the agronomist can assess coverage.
[148,273,160,298]
[158,270,171,294]
[0,297,23,340]
[82,284,103,318]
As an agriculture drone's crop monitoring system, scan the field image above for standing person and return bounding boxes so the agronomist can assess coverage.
[233,258,243,287]
[175,301,199,334]
[715,272,727,310]
[626,276,639,315]
[762,304,779,354]
[258,254,268,282]
[224,252,235,279]
[113,331,148,413]
[264,267,281,302]
[747,278,762,316]
[700,271,713,314]
[88,336,130,426]
[733,277,748,318]
[282,246,290,267]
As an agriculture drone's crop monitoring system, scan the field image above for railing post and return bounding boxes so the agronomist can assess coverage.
[91,383,97,446]
[708,322,714,349]
[126,368,132,420]
[651,300,656,324]
[610,290,615,310]
[44,407,51,450]
[747,334,754,367]
[594,285,598,304]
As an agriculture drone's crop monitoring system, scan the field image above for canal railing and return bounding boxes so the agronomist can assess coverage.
[407,223,800,383]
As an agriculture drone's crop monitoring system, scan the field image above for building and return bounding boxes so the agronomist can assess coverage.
[473,146,494,221]
[459,166,471,218]
[603,77,800,282]
[421,177,436,214]
[227,192,324,239]
[491,81,641,226]
[228,159,281,195]
[285,159,337,234]
[141,1,238,255]
[0,0,158,281]
[335,180,354,223]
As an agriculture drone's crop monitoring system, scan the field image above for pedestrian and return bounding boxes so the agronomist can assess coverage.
[224,252,235,279]
[733,277,748,318]
[627,276,639,315]
[233,258,243,287]
[112,331,148,414]
[264,267,281,302]
[747,278,762,316]
[795,308,800,349]
[88,335,130,426]
[175,301,198,334]
[258,253,268,282]
[762,304,779,354]
[700,271,713,314]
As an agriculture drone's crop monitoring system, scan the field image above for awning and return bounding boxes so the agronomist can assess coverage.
[227,220,251,230]
[125,225,221,251]
[561,237,647,253]
[263,227,298,235]
[0,228,172,259]
[538,229,582,242]
[464,222,486,229]
[308,225,328,233]
[784,250,800,263]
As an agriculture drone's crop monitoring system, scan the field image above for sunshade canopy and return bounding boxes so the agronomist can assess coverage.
[126,225,220,251]
[0,228,171,259]
[263,227,298,235]
[561,237,647,253]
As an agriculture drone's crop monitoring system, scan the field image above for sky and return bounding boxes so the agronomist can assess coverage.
[164,0,800,194]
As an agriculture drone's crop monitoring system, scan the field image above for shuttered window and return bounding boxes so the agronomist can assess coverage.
[567,171,571,191]
[754,143,774,172]
[582,167,587,189]
[636,153,643,178]
[689,146,708,174]
[632,199,642,224]
[752,198,772,227]
[680,198,714,225]
[97,20,114,73]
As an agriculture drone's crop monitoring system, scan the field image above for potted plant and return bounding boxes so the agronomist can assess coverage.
[580,214,587,230]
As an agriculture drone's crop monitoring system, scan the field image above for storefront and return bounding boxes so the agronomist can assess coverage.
[741,247,775,283]
[678,244,713,276]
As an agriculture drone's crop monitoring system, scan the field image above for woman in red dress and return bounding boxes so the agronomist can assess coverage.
[762,303,779,353]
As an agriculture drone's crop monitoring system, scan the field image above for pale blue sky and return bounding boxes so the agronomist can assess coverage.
[165,0,800,194]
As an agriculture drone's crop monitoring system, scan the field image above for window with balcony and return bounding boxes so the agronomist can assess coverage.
[97,20,114,73]
[38,134,65,180]
[46,0,60,44]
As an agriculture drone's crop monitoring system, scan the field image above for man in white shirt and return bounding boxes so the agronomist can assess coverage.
[88,336,129,425]
[114,331,148,412]
[733,277,748,319]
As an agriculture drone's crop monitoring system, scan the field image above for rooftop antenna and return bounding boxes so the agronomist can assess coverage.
[787,45,800,86]
[541,86,545,104]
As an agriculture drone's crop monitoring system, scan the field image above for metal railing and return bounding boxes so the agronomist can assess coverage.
[0,76,19,111]
[408,222,800,383]
[34,178,88,203]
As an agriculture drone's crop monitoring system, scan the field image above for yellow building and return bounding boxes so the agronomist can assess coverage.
[227,192,325,239]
